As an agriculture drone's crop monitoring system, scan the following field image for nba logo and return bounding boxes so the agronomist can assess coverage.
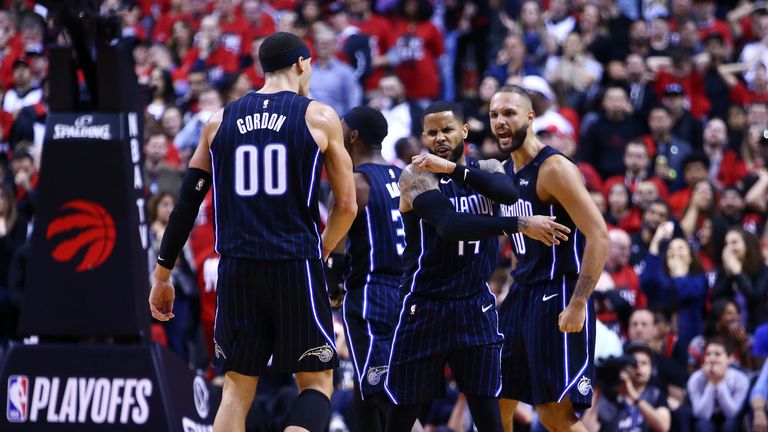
[6,375,28,422]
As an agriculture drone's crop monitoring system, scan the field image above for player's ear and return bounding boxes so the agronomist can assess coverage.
[461,123,469,140]
[350,129,359,143]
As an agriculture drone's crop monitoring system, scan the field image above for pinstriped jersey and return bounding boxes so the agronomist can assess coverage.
[500,146,584,285]
[344,163,405,290]
[210,91,323,260]
[400,158,499,299]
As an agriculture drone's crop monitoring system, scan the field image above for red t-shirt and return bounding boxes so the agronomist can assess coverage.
[151,13,194,43]
[654,70,711,119]
[669,187,692,218]
[248,13,277,42]
[355,14,394,91]
[179,46,239,83]
[730,81,768,106]
[220,16,252,57]
[390,20,444,100]
[717,149,748,187]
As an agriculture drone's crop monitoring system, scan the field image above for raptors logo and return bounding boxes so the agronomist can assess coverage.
[46,200,116,271]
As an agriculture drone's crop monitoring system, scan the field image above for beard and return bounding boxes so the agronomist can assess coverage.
[430,141,464,162]
[497,124,528,155]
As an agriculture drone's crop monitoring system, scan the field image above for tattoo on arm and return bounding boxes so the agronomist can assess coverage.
[400,165,439,207]
[477,159,504,174]
[572,274,598,304]
[517,217,529,232]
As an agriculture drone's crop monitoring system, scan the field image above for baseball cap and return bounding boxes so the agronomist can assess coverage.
[521,75,555,101]
[343,106,389,148]
[664,83,685,97]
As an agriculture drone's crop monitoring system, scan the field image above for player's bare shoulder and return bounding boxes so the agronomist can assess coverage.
[306,101,342,152]
[538,153,585,202]
[204,109,225,146]
[399,164,439,211]
[477,158,505,174]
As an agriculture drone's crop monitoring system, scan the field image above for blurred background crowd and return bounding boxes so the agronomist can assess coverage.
[0,0,767,430]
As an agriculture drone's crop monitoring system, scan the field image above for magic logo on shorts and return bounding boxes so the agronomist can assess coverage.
[7,375,28,422]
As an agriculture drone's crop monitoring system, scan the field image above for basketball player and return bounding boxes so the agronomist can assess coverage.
[148,32,357,432]
[385,101,571,432]
[491,85,609,432]
[335,106,403,432]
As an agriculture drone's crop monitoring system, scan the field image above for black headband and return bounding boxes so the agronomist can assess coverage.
[260,45,311,73]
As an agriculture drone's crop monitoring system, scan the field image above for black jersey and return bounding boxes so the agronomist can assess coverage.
[210,91,323,260]
[500,146,585,285]
[344,163,405,290]
[399,158,499,299]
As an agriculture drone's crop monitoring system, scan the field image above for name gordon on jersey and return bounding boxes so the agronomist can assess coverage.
[236,112,287,134]
[10,376,153,424]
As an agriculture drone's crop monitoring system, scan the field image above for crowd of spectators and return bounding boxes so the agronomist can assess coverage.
[0,0,767,430]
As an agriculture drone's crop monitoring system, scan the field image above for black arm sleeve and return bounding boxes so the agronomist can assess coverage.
[412,190,518,241]
[157,168,212,270]
[449,164,519,204]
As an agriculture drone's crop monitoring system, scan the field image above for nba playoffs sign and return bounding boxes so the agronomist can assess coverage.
[0,344,220,431]
[19,112,150,338]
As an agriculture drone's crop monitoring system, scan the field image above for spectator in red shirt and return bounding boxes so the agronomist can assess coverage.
[178,15,239,90]
[694,0,732,47]
[718,61,768,106]
[603,140,668,197]
[215,0,251,59]
[668,153,711,217]
[702,118,747,188]
[607,228,647,309]
[243,36,266,90]
[389,0,444,103]
[680,179,716,240]
[168,19,195,66]
[151,0,194,44]
[242,0,276,42]
[348,0,393,93]
[605,182,641,234]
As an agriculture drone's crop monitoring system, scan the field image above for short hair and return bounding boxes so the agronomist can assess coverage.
[258,32,309,73]
[681,152,710,170]
[496,85,532,108]
[422,100,463,124]
[705,336,733,356]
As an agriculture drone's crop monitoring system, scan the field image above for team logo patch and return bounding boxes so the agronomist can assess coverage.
[299,344,334,363]
[577,376,592,396]
[366,366,388,385]
[7,375,28,423]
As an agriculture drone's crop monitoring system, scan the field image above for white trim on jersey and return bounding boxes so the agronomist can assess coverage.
[209,148,220,253]
[573,228,582,273]
[361,207,376,395]
[384,292,413,405]
[307,148,322,257]
[408,219,427,293]
[305,260,337,349]
[341,287,365,395]
[558,277,591,402]
[485,283,505,398]
[549,205,557,280]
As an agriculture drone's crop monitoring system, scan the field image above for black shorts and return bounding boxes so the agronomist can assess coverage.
[213,257,339,376]
[384,289,503,405]
[498,275,595,409]
[341,283,401,399]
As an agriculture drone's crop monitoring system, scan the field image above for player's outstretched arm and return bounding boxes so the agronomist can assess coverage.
[149,110,221,321]
[411,153,519,204]
[307,102,357,259]
[540,155,609,333]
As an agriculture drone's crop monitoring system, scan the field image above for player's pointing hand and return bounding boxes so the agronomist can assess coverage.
[518,216,570,246]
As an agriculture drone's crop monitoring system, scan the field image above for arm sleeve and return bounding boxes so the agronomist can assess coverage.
[157,168,212,269]
[412,190,518,241]
[449,164,519,204]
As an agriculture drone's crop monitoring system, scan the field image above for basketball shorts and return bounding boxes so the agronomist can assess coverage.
[499,275,596,409]
[213,257,339,376]
[342,281,401,399]
[384,289,503,405]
